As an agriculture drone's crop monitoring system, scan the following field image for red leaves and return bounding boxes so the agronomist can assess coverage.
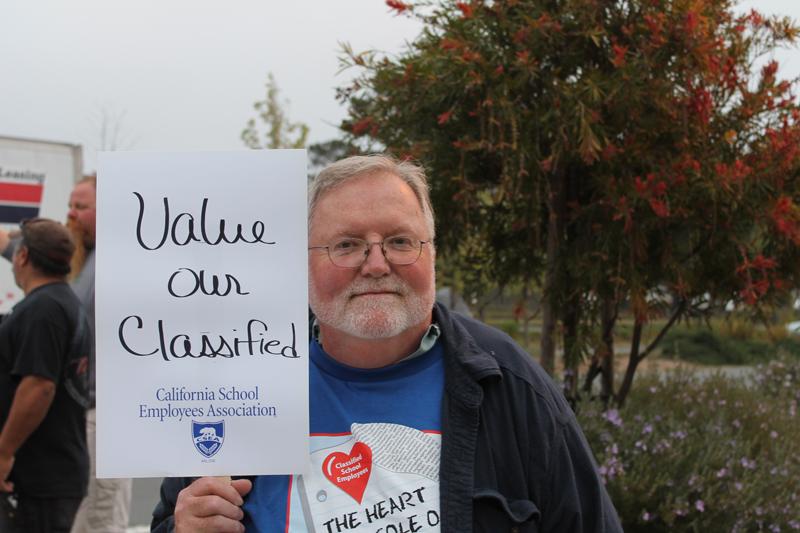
[634,174,667,196]
[439,37,479,62]
[643,13,665,47]
[722,57,739,91]
[538,12,562,33]
[634,176,648,196]
[673,155,701,178]
[634,174,669,217]
[737,253,780,305]
[611,44,628,68]
[600,142,620,161]
[456,2,473,18]
[402,63,415,83]
[437,110,454,125]
[747,9,764,27]
[385,0,409,13]
[513,27,531,44]
[771,196,800,244]
[685,10,700,34]
[461,48,481,62]
[765,124,800,172]
[440,38,463,51]
[612,196,633,233]
[643,14,659,35]
[515,49,537,69]
[350,116,375,136]
[762,60,779,83]
[688,85,713,125]
[715,159,751,191]
[648,198,669,218]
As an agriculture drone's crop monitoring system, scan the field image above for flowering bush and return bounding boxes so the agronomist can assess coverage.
[578,360,800,531]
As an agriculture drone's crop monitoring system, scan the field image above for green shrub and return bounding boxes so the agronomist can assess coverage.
[578,360,800,532]
[660,326,800,365]
[492,319,519,339]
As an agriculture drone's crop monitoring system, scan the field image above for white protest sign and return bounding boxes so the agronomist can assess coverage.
[95,150,308,478]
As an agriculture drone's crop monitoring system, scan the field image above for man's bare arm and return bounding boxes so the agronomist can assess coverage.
[0,375,56,491]
[0,228,10,256]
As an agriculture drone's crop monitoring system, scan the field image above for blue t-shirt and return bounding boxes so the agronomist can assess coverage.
[243,339,445,532]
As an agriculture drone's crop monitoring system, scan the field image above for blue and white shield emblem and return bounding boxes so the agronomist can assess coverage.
[192,420,225,458]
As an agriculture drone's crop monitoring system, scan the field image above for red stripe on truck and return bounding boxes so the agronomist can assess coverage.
[0,182,44,203]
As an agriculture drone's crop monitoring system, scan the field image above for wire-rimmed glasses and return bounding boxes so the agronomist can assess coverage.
[309,235,429,268]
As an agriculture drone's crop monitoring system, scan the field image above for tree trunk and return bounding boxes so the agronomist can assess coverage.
[562,301,580,403]
[599,296,616,405]
[522,280,530,350]
[617,319,643,407]
[583,357,601,395]
[540,230,558,375]
[540,172,565,376]
[616,299,686,407]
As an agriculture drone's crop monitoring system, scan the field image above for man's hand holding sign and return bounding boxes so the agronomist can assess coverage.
[174,477,251,533]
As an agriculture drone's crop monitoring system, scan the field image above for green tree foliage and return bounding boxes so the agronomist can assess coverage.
[308,139,363,177]
[338,0,800,405]
[242,73,309,149]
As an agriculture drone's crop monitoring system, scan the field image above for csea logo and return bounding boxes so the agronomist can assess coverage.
[191,420,225,459]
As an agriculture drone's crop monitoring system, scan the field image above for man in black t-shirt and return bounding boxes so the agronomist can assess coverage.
[0,218,90,533]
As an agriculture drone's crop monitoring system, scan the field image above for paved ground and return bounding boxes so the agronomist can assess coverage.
[129,477,163,529]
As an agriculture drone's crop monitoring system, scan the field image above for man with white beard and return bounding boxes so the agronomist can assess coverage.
[151,155,621,533]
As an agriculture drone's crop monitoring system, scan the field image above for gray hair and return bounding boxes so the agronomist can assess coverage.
[308,154,436,240]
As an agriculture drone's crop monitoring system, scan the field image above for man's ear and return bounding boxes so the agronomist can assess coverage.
[14,245,29,266]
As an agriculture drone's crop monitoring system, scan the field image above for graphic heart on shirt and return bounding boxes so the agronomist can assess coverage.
[322,441,373,503]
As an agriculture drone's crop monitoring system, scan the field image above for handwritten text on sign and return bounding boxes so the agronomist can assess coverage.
[96,150,309,478]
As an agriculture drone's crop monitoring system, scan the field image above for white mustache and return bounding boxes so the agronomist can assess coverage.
[347,279,407,297]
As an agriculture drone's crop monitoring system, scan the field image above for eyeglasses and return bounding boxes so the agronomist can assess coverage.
[309,236,429,268]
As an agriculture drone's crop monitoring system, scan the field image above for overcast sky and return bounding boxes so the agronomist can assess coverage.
[1,0,798,173]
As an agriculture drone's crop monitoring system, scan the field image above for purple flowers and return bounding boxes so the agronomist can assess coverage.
[603,408,623,427]
[740,457,757,470]
[670,429,688,440]
[695,500,705,513]
[577,358,800,530]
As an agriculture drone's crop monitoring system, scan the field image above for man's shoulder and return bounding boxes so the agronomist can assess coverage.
[15,283,80,322]
[438,305,574,436]
[30,282,80,306]
[437,305,557,395]
[70,251,95,298]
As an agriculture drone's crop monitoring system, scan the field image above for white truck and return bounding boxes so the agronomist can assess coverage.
[0,135,83,314]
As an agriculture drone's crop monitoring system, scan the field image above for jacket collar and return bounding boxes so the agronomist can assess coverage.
[433,303,502,408]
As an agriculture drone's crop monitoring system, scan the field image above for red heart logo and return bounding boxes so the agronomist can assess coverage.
[322,441,373,503]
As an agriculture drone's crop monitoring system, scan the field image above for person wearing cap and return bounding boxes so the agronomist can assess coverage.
[0,218,91,532]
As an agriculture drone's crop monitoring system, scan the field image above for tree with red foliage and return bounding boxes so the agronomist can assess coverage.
[339,0,800,406]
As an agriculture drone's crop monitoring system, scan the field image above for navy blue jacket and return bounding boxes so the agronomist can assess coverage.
[152,303,621,532]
